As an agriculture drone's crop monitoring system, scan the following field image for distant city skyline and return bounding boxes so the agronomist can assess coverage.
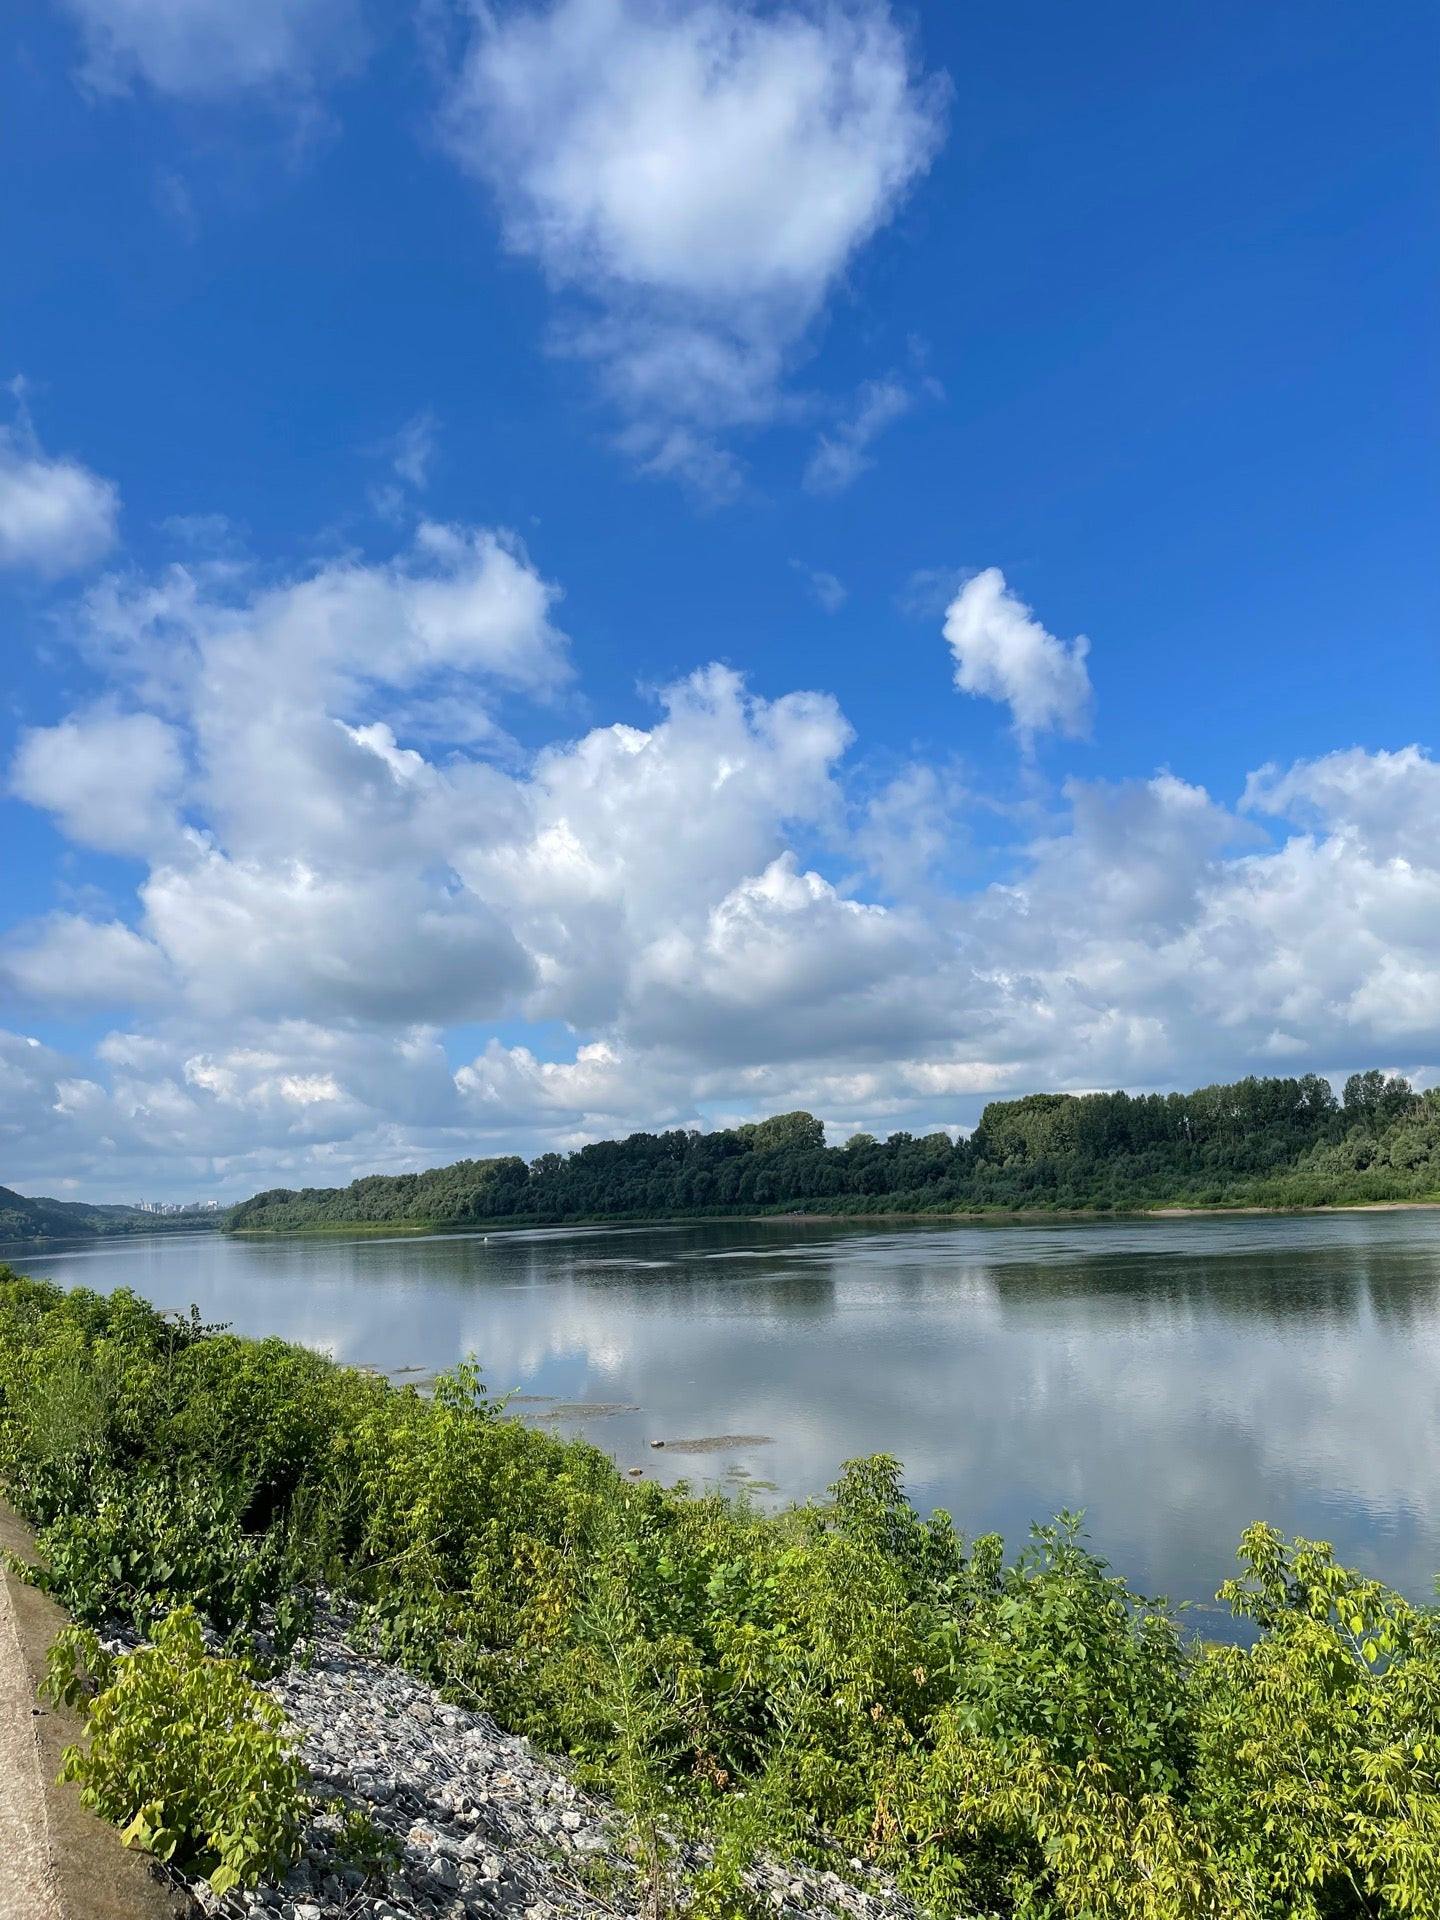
[129,1198,223,1214]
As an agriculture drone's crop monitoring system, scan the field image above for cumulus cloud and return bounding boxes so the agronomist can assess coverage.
[943,567,1093,743]
[628,852,946,1062]
[143,852,535,1025]
[460,740,1440,1140]
[75,520,569,727]
[0,422,119,576]
[6,503,1440,1196]
[0,1022,457,1198]
[56,0,363,100]
[458,664,855,1029]
[15,702,1440,1197]
[0,916,170,1007]
[7,521,570,1028]
[964,755,1440,1083]
[1243,744,1440,865]
[440,0,947,485]
[854,762,963,894]
[10,709,186,856]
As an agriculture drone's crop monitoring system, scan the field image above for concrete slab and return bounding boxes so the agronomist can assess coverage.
[0,1551,61,1920]
[0,1503,193,1920]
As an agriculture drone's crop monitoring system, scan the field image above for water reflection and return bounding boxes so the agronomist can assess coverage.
[5,1211,1440,1612]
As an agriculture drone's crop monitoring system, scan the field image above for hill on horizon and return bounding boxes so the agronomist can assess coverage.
[0,1185,224,1241]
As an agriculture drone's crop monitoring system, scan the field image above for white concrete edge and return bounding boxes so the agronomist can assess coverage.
[0,1559,62,1920]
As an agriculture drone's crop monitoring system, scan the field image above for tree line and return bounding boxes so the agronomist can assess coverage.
[226,1069,1439,1232]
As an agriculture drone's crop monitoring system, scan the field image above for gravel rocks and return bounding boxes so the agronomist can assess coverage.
[131,1605,928,1920]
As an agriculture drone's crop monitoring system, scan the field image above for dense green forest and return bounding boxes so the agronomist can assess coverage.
[0,1184,221,1240]
[227,1069,1440,1232]
[5,1268,1439,1914]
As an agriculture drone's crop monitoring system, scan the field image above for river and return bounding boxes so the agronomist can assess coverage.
[4,1209,1439,1616]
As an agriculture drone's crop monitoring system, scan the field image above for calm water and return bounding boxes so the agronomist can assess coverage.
[5,1211,1440,1615]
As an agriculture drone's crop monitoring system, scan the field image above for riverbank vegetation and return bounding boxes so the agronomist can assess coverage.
[227,1070,1440,1233]
[3,1266,1439,1915]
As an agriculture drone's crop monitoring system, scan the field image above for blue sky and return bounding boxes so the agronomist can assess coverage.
[1,0,1436,1200]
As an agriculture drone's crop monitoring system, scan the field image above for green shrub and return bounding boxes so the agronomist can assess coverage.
[43,1607,308,1894]
[1191,1525,1440,1917]
[32,1467,296,1636]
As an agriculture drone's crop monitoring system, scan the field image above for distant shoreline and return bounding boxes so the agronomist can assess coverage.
[12,1196,1438,1252]
[222,1195,1440,1237]
[1146,1200,1440,1217]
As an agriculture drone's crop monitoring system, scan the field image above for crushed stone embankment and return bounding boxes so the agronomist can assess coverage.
[169,1605,930,1920]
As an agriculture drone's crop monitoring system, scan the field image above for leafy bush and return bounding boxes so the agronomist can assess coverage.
[43,1607,308,1894]
[31,1467,296,1637]
[1192,1526,1440,1916]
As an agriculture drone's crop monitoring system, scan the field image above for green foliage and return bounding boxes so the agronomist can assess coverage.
[321,1798,402,1876]
[43,1607,308,1894]
[1192,1526,1440,1917]
[1343,1072,1421,1129]
[30,1466,309,1647]
[889,1519,1213,1916]
[4,1267,1440,1914]
[736,1111,829,1155]
[223,1072,1440,1231]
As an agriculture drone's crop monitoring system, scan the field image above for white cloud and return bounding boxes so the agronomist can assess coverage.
[896,564,966,620]
[7,505,1440,1196]
[1243,744,1440,866]
[75,520,569,723]
[459,664,854,1028]
[391,411,438,489]
[0,1022,454,1198]
[0,916,170,1006]
[7,521,570,1032]
[854,762,963,893]
[803,374,915,495]
[142,851,535,1024]
[792,561,847,613]
[7,712,1440,1192]
[441,0,947,482]
[10,709,185,856]
[627,852,945,1063]
[965,756,1440,1086]
[455,740,1440,1141]
[622,422,746,500]
[0,425,119,576]
[57,0,363,100]
[456,1036,637,1136]
[943,567,1093,743]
